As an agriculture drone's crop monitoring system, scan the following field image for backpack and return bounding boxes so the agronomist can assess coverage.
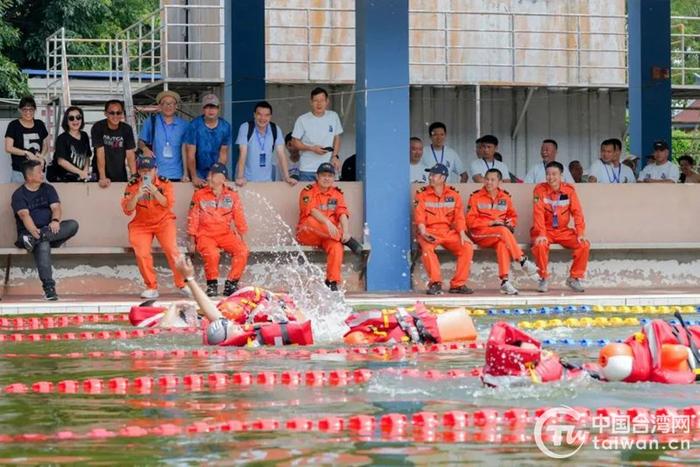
[246,121,278,146]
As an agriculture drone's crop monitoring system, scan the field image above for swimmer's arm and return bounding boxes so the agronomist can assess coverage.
[176,256,222,321]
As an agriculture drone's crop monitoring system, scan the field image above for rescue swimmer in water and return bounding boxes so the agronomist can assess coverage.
[128,256,313,346]
[481,312,700,387]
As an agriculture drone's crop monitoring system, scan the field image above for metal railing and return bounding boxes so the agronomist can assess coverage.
[672,16,700,85]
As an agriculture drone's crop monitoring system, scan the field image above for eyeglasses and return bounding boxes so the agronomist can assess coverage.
[67,115,82,122]
[20,107,36,112]
[107,111,123,116]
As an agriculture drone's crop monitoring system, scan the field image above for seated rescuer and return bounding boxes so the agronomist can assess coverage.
[295,162,362,291]
[413,163,474,295]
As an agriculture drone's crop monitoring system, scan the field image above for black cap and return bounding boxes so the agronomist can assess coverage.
[653,140,669,151]
[209,162,228,177]
[424,163,449,177]
[137,157,156,169]
[316,162,336,175]
[479,134,499,146]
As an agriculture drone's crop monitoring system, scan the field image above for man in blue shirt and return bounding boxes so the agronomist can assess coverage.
[234,101,296,186]
[183,94,232,187]
[138,90,190,182]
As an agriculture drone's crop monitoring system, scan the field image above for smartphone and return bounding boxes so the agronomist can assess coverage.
[143,174,152,187]
[322,146,334,152]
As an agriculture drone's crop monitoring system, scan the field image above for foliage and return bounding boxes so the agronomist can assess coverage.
[0,0,29,97]
[672,129,700,160]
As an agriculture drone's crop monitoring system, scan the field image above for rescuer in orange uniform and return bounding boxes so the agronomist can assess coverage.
[466,168,538,295]
[122,156,187,299]
[187,162,248,298]
[414,163,474,295]
[531,160,589,293]
[296,162,362,291]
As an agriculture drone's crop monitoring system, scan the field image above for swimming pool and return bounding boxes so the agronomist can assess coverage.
[1,304,699,464]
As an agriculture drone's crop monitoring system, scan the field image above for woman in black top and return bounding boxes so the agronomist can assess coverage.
[3,96,49,183]
[48,106,92,182]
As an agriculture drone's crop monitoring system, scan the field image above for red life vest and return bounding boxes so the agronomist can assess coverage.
[216,286,299,324]
[623,320,700,384]
[343,303,442,344]
[481,322,581,387]
[201,319,314,347]
[129,302,166,327]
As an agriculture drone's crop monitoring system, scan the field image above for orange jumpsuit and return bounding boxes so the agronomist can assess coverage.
[414,185,473,288]
[122,176,184,289]
[296,183,349,283]
[466,187,524,279]
[530,182,589,280]
[187,185,249,281]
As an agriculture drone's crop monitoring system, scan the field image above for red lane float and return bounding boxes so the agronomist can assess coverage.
[0,314,129,330]
[0,407,698,444]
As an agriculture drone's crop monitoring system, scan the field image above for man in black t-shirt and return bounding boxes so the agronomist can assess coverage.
[91,100,136,187]
[11,160,79,300]
[3,96,49,183]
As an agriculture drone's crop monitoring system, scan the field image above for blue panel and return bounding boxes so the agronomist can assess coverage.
[225,0,266,174]
[628,0,671,168]
[356,0,411,291]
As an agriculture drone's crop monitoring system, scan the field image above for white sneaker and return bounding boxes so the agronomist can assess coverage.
[566,278,585,293]
[178,287,192,297]
[140,288,159,299]
[500,280,519,295]
[520,258,539,277]
[537,278,549,293]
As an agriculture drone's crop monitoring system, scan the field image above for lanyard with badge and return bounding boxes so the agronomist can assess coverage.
[255,125,268,167]
[604,163,621,183]
[430,145,444,164]
[551,191,561,228]
[160,115,174,159]
[483,159,495,172]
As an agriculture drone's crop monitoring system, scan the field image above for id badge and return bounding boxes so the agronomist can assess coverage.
[552,214,559,228]
[259,153,266,167]
[163,142,174,159]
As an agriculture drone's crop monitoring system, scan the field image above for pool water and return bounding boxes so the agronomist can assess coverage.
[1,308,699,464]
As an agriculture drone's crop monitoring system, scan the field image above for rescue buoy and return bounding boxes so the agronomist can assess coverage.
[598,343,633,382]
[128,300,166,327]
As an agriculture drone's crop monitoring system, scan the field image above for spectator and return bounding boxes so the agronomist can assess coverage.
[466,168,538,295]
[4,96,49,183]
[235,101,295,186]
[187,163,248,298]
[524,139,575,183]
[340,154,356,182]
[184,94,232,187]
[11,160,79,300]
[420,122,467,183]
[587,139,635,183]
[569,160,586,183]
[410,136,427,183]
[531,161,589,293]
[638,140,679,183]
[48,106,91,182]
[494,152,522,183]
[414,163,474,295]
[279,132,300,181]
[138,90,190,182]
[678,154,700,183]
[296,163,362,291]
[622,154,640,177]
[121,157,188,299]
[91,99,137,187]
[470,135,511,183]
[292,87,343,181]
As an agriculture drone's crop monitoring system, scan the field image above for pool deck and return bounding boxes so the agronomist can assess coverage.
[0,287,698,314]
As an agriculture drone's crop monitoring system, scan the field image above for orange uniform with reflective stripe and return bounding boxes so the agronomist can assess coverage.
[530,182,589,280]
[187,185,249,281]
[121,176,184,289]
[414,185,472,287]
[466,187,524,279]
[296,183,349,282]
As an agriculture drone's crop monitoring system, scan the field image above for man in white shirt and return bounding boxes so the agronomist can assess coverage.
[291,87,343,181]
[638,140,679,183]
[410,137,427,183]
[588,138,636,184]
[524,139,575,183]
[419,122,467,184]
[470,134,511,183]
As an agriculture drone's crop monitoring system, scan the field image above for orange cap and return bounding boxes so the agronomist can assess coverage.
[598,343,633,382]
[435,308,476,342]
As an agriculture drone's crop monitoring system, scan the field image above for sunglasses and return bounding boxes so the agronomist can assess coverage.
[107,111,123,116]
[67,115,82,122]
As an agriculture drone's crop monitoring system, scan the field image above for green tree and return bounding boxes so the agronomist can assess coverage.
[0,0,29,97]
